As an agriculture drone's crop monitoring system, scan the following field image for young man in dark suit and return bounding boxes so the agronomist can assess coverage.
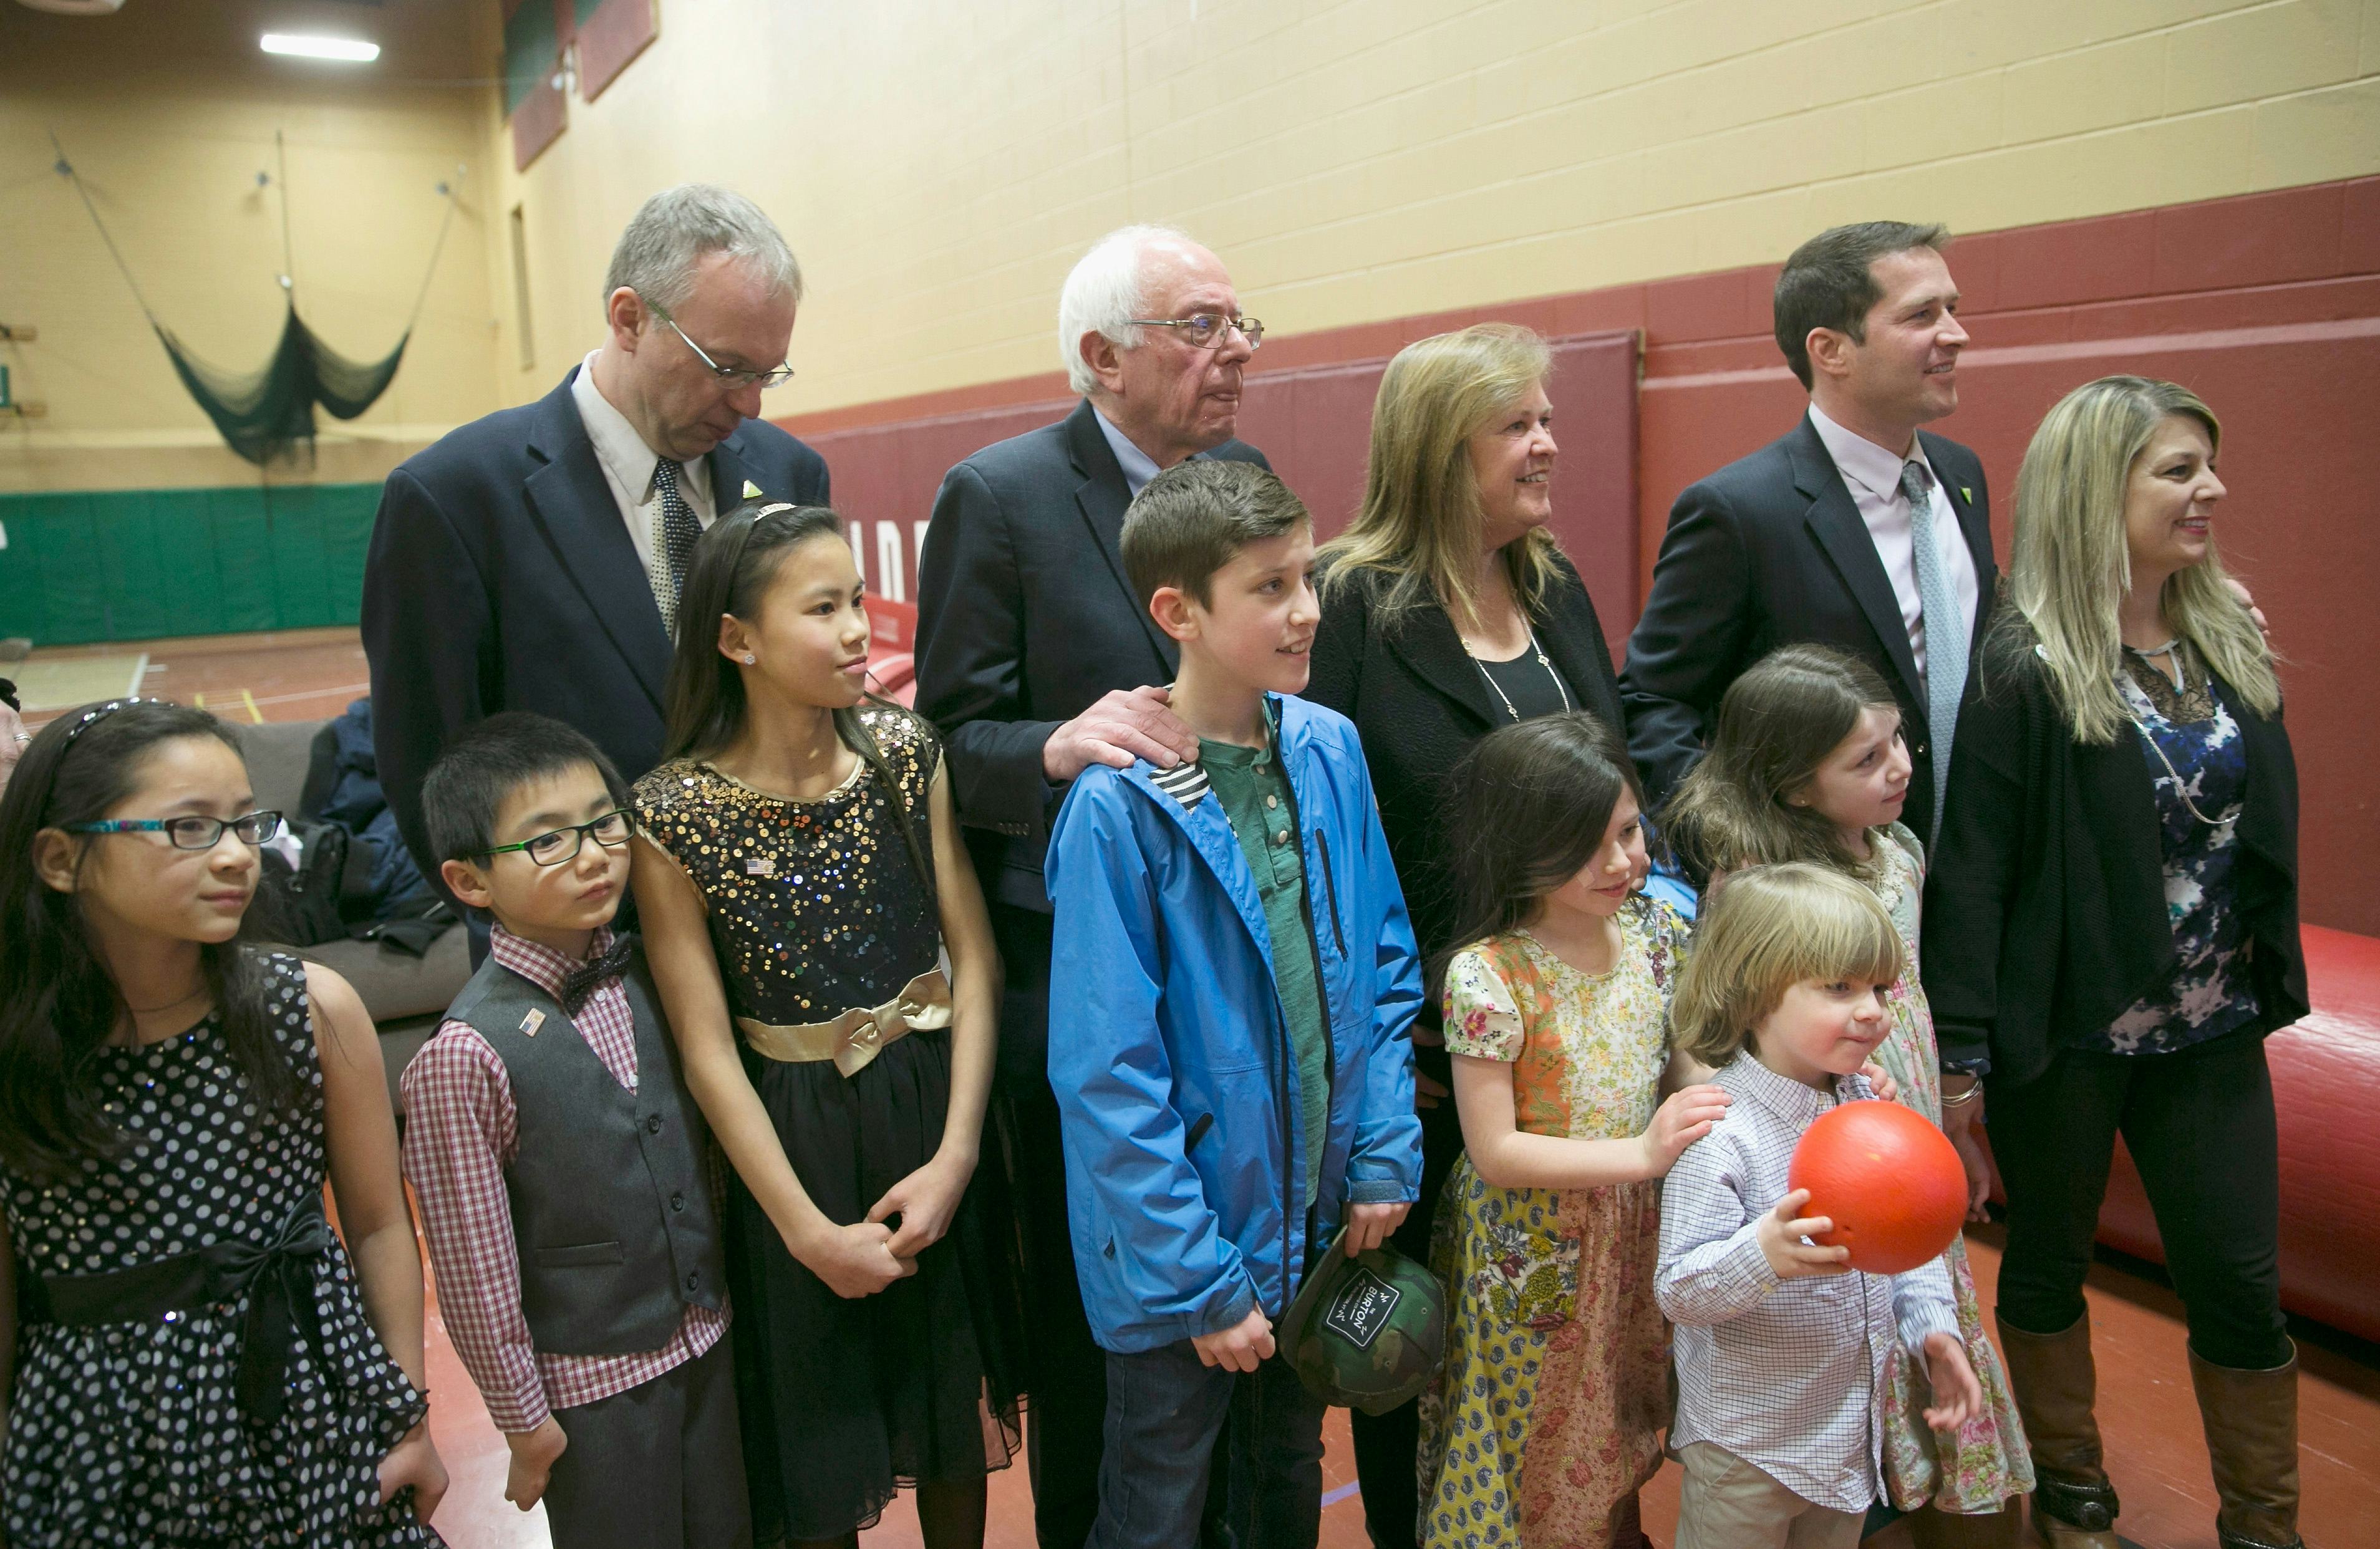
[363,185,830,904]
[912,225,1268,1549]
[1621,221,1991,844]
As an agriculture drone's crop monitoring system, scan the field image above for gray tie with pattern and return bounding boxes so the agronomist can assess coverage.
[653,456,699,637]
[1899,458,1966,842]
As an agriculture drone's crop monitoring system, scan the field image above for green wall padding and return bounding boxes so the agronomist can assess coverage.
[0,482,382,646]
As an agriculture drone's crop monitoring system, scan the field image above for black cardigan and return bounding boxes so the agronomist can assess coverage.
[1921,625,2306,1089]
[1305,551,1627,962]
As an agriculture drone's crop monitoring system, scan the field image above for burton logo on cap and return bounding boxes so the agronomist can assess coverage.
[1323,1266,1401,1351]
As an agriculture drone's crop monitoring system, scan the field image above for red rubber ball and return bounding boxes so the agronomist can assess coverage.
[1787,1099,1966,1275]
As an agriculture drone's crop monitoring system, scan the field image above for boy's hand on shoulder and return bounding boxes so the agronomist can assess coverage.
[1192,1307,1276,1374]
[869,1150,977,1258]
[502,1417,567,1512]
[1343,1201,1410,1257]
[1921,1331,1985,1432]
[1638,1083,1731,1178]
[795,1219,918,1298]
[1756,1189,1852,1280]
[1857,1061,1899,1103]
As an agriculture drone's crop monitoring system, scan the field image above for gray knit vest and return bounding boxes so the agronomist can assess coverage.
[444,942,727,1356]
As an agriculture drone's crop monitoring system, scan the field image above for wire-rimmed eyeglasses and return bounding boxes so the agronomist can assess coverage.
[1127,313,1265,350]
[639,294,797,389]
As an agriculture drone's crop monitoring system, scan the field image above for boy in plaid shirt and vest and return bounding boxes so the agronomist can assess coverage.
[400,713,747,1548]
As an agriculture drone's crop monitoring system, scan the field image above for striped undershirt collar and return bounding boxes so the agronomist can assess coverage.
[1149,692,1280,812]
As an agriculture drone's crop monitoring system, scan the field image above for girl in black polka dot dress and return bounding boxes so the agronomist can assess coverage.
[0,700,448,1547]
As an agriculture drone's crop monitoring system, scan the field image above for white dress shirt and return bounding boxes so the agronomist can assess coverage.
[1807,403,1978,682]
[1093,405,1168,498]
[1656,1053,1960,1513]
[571,352,716,612]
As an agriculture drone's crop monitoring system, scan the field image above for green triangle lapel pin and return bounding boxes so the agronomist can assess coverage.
[742,479,764,499]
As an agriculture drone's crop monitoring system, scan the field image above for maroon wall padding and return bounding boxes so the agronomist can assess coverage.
[576,0,659,102]
[2087,925,2380,1345]
[509,75,565,172]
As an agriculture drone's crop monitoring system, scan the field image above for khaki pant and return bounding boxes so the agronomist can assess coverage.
[1675,1442,1865,1549]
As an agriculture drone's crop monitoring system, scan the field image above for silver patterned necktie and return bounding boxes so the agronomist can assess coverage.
[1900,458,1966,842]
[653,456,699,636]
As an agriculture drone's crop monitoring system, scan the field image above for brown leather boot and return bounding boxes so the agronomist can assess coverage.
[1907,1502,2025,1547]
[2189,1345,2308,1549]
[1994,1311,2122,1548]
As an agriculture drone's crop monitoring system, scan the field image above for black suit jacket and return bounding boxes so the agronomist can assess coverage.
[912,398,1269,913]
[1922,625,2303,1088]
[1304,554,1626,961]
[362,368,830,877]
[1618,413,1995,824]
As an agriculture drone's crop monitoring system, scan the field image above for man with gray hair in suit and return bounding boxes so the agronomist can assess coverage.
[914,225,1270,1548]
[365,185,831,924]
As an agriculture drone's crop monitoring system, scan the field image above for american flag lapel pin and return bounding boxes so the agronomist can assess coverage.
[520,1008,546,1038]
[745,856,776,878]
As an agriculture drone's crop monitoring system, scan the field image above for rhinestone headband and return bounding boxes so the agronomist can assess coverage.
[60,697,166,744]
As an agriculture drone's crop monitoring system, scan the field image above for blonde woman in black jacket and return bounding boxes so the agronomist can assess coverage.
[1924,377,2306,1549]
[1306,324,1630,1549]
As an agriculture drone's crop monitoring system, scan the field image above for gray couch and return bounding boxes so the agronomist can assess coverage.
[236,719,470,1113]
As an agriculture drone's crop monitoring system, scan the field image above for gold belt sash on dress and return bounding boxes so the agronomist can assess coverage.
[735,968,951,1078]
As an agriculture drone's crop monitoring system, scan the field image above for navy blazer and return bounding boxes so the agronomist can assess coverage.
[362,368,830,877]
[1619,412,1995,826]
[913,398,1269,914]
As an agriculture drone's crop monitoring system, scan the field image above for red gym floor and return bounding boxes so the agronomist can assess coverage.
[409,1223,2380,1549]
[22,631,2379,1547]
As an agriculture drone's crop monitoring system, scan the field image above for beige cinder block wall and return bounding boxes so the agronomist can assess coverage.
[481,0,2380,420]
[0,0,500,494]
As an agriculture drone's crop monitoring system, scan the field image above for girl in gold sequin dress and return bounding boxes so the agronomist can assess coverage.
[632,504,1023,1548]
[1660,645,2031,1543]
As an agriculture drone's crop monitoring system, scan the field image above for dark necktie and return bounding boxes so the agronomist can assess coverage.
[653,456,700,635]
[559,936,635,1017]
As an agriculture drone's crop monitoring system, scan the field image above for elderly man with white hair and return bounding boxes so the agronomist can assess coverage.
[914,224,1269,1548]
[364,184,830,905]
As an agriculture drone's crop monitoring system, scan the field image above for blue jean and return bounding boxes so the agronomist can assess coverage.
[1091,1341,1327,1549]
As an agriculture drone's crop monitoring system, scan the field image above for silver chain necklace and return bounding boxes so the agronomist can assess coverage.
[1467,625,1570,721]
[2123,640,2223,828]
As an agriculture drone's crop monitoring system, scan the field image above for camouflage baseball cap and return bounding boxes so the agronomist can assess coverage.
[1276,1227,1446,1416]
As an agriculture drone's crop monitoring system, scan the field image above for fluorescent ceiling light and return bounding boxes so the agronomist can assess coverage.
[260,33,380,62]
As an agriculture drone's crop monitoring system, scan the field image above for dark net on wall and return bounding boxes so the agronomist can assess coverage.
[157,308,410,468]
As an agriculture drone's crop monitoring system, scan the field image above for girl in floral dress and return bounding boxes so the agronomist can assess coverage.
[1661,644,2031,1543]
[1416,713,1731,1548]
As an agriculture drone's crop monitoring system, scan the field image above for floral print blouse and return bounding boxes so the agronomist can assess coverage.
[2102,642,2260,1056]
[1440,894,1691,1140]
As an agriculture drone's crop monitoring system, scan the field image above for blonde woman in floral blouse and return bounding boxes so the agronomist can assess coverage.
[1416,713,1731,1549]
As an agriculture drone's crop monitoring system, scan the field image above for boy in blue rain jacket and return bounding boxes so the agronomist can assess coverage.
[1046,460,1423,1549]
